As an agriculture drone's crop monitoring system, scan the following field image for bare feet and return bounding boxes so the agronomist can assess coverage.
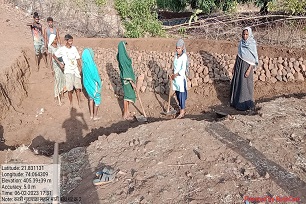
[123,113,133,120]
[93,117,101,121]
[124,116,134,120]
[176,110,185,119]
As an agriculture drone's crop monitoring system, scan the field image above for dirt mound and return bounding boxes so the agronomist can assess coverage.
[49,96,305,203]
[2,96,306,203]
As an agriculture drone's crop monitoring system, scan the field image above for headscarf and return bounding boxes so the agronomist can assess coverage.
[176,39,186,54]
[48,33,56,48]
[117,41,136,82]
[82,48,102,102]
[238,27,259,67]
[176,39,189,76]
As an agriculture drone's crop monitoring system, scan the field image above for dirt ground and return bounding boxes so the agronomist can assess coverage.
[0,2,306,204]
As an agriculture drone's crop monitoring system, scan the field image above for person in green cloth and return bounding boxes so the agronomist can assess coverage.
[117,41,136,120]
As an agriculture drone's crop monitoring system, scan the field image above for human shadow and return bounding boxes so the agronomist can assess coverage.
[29,116,167,157]
[106,62,124,113]
[29,108,97,203]
[0,125,16,151]
[62,107,88,149]
[206,123,306,202]
[29,108,89,155]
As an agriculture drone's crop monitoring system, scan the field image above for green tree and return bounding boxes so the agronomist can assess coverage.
[115,0,164,38]
[156,0,274,14]
[156,0,188,12]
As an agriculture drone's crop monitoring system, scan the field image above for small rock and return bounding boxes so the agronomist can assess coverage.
[277,64,283,70]
[287,73,294,81]
[154,86,161,93]
[291,68,296,75]
[294,72,304,81]
[295,67,301,73]
[277,57,284,64]
[265,70,271,79]
[140,86,146,93]
[197,66,204,73]
[189,70,195,79]
[263,64,269,70]
[259,74,266,82]
[270,77,277,83]
[271,68,278,76]
[187,79,192,90]
[203,66,209,75]
[74,177,82,182]
[204,75,210,83]
[191,78,198,87]
[276,75,282,81]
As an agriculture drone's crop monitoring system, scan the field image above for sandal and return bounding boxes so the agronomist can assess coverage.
[93,167,115,186]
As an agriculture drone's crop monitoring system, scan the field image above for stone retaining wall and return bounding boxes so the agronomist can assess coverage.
[78,47,306,96]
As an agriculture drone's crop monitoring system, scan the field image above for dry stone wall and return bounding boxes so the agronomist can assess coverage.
[78,46,306,96]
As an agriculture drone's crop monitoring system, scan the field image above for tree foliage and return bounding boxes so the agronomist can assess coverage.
[268,0,306,15]
[157,0,273,13]
[115,0,164,38]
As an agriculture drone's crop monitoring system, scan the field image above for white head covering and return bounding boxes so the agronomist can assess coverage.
[238,27,258,66]
[48,34,56,48]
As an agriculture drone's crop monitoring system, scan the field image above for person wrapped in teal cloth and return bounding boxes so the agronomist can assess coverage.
[82,48,102,120]
[117,41,136,120]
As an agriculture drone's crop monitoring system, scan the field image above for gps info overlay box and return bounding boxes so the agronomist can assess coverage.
[1,164,60,203]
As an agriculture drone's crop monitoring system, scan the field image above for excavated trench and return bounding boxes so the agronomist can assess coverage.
[0,49,32,153]
[1,41,306,157]
[0,49,31,121]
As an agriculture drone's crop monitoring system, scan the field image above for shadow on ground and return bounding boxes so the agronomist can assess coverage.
[206,123,306,202]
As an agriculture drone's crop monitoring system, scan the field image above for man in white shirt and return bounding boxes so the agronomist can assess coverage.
[53,34,82,108]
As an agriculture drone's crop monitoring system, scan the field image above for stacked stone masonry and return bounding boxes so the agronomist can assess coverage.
[78,47,306,96]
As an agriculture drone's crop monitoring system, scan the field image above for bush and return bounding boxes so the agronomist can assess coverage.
[157,0,239,14]
[268,0,306,15]
[115,0,164,38]
[95,0,106,6]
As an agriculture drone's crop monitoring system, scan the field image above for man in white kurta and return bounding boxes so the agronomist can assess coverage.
[54,34,82,108]
[171,39,188,119]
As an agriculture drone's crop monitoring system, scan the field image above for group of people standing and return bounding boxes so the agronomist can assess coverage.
[27,12,258,121]
[27,12,102,120]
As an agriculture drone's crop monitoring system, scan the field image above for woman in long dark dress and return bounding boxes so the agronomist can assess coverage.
[230,27,258,111]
